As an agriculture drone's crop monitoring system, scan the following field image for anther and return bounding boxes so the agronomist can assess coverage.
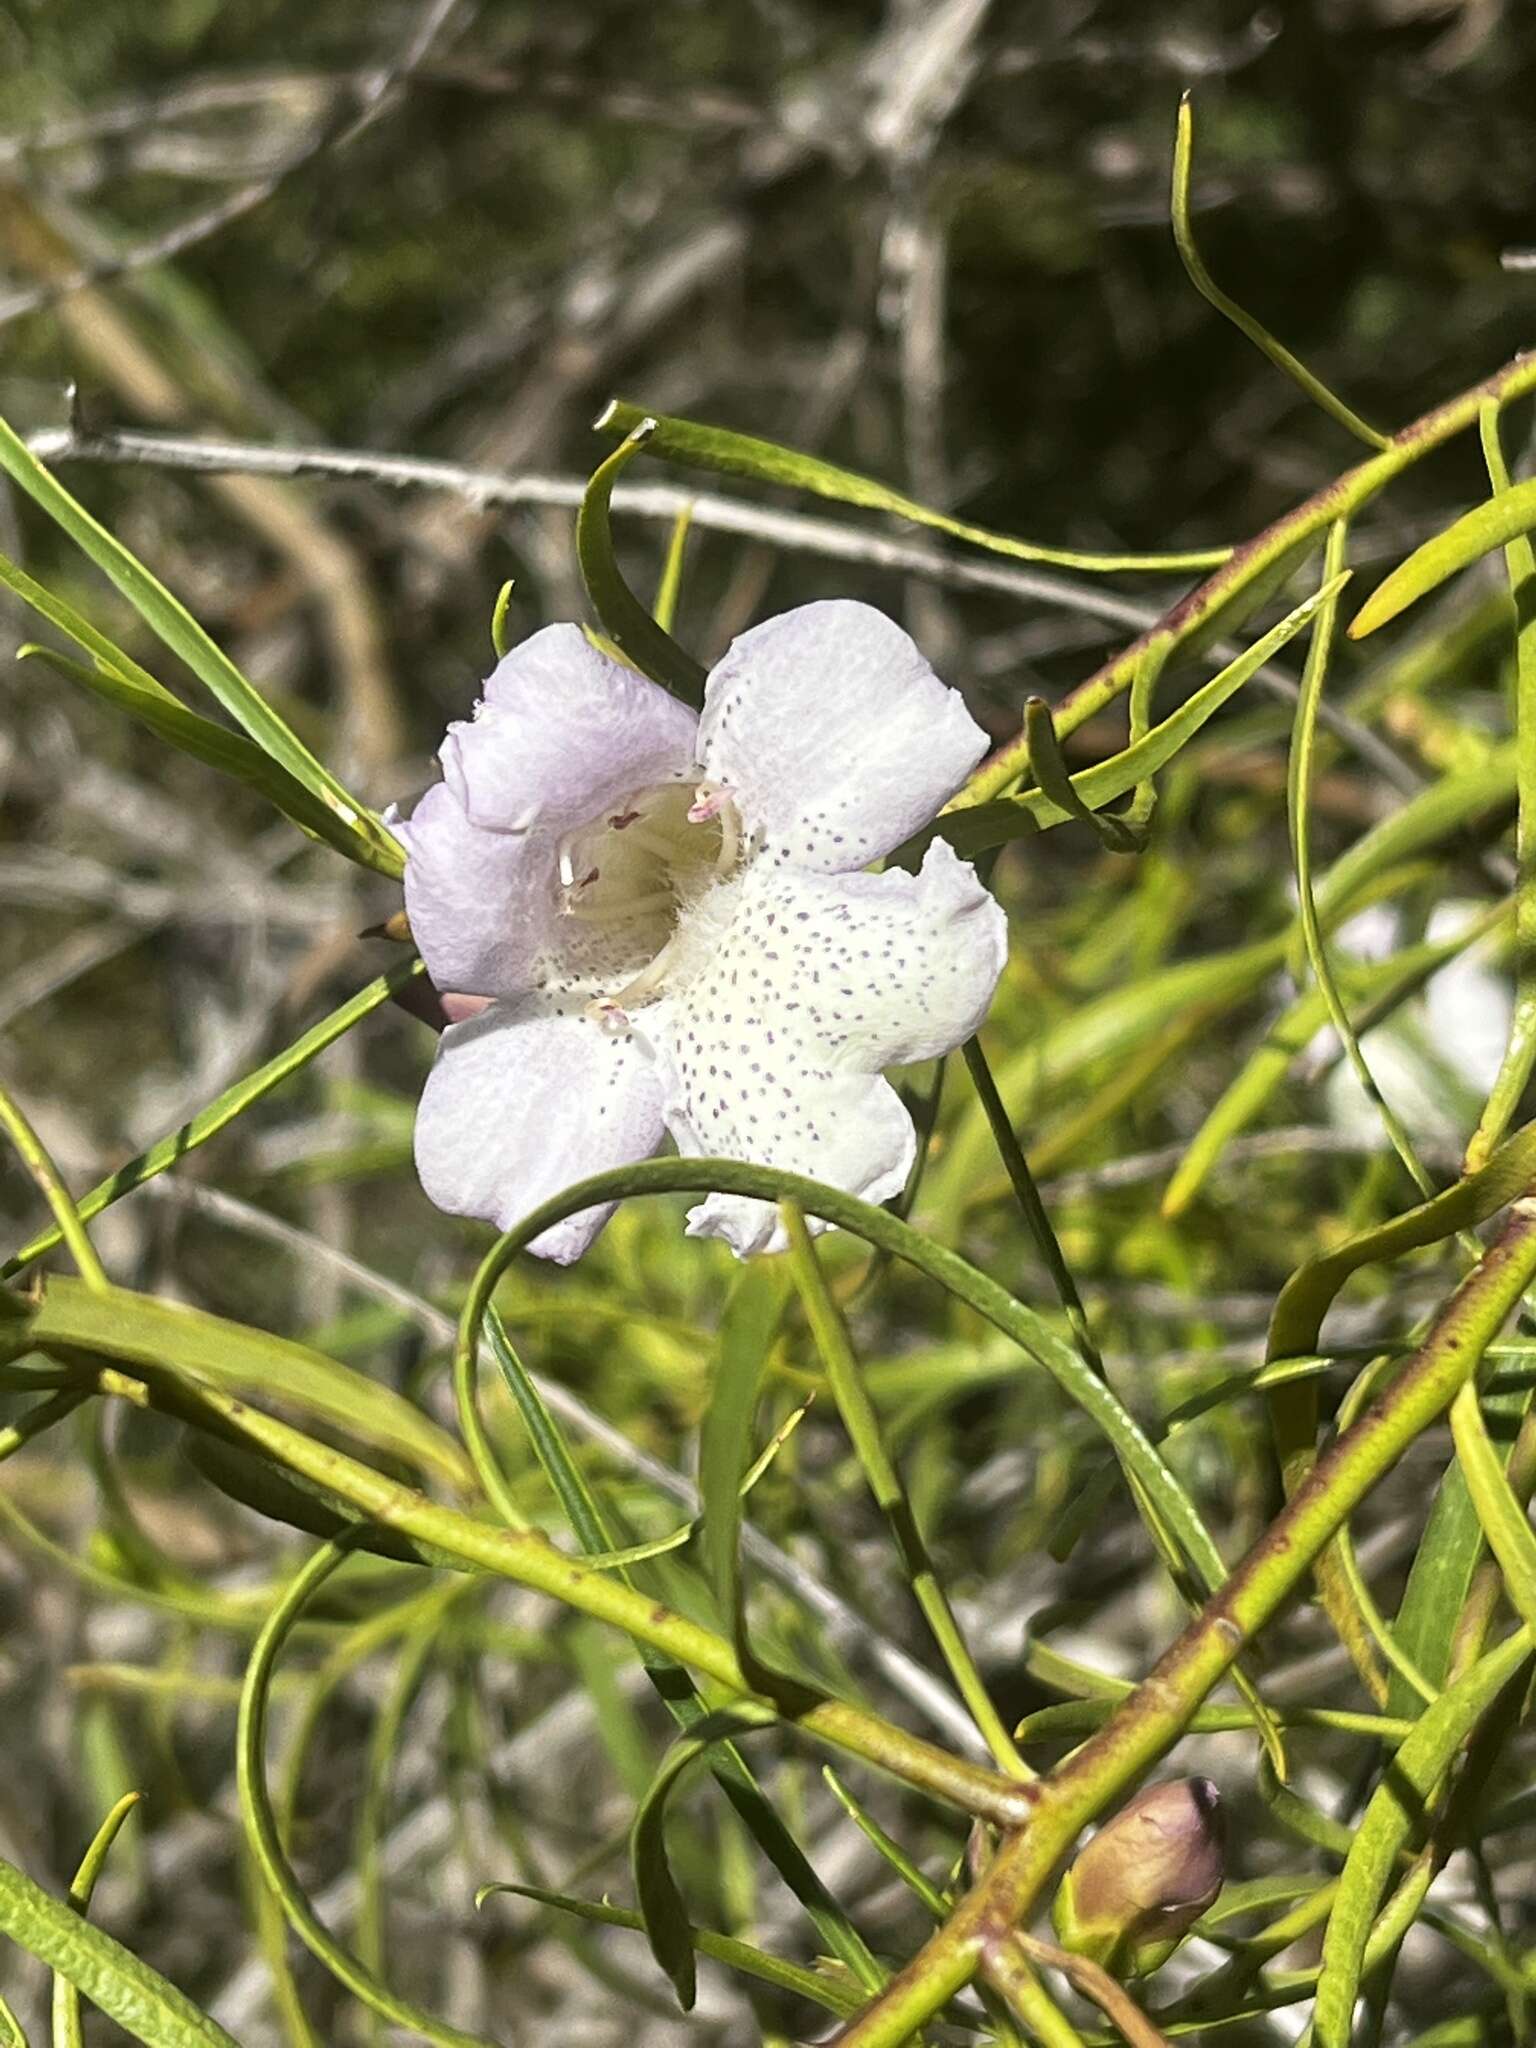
[688,781,731,824]
[585,997,632,1037]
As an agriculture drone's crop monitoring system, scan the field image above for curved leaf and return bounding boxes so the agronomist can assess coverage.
[630,1707,775,2009]
[1351,478,1536,638]
[476,1880,863,2020]
[17,1275,471,1493]
[53,1793,142,2048]
[596,399,1230,575]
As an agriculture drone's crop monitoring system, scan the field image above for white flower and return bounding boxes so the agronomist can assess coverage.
[403,600,1007,1261]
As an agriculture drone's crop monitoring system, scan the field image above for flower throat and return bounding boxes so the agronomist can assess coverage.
[556,779,742,1032]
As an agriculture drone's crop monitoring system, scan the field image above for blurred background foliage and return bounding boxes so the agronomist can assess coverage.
[2,0,1536,2041]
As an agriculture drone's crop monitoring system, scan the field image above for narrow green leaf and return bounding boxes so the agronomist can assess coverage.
[18,644,373,869]
[1022,697,1145,852]
[4,957,423,1276]
[630,1708,775,2009]
[596,398,1231,575]
[823,1769,948,1918]
[52,1793,142,2048]
[183,1432,444,1566]
[473,1306,885,1996]
[1450,1380,1536,1637]
[1467,401,1536,1168]
[937,574,1350,855]
[0,1990,27,2047]
[1289,522,1433,1197]
[1267,1121,1536,1368]
[698,1264,792,1689]
[653,502,693,633]
[489,579,515,659]
[1171,95,1390,451]
[16,1275,472,1493]
[576,419,708,698]
[1387,1381,1531,1716]
[475,1881,863,2019]
[1313,1629,1533,2048]
[1351,479,1536,639]
[0,1849,240,2048]
[0,410,401,877]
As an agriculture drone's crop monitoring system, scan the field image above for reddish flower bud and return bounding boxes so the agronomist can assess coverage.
[1051,1777,1225,1980]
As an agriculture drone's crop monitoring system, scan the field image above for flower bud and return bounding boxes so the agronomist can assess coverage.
[1051,1777,1225,1980]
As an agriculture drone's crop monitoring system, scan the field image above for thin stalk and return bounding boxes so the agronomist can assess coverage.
[0,1081,108,1289]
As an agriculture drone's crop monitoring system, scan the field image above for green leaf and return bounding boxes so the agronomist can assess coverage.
[473,1308,884,1996]
[1171,95,1390,451]
[182,1432,446,1566]
[1449,1379,1536,1636]
[475,1881,863,2020]
[936,573,1351,855]
[596,398,1231,575]
[0,1990,27,2048]
[698,1264,792,1689]
[1466,401,1536,1168]
[53,1793,142,2048]
[1350,478,1536,639]
[15,1275,472,1493]
[17,642,377,870]
[1387,1383,1531,1717]
[576,419,708,698]
[630,1708,775,2009]
[0,1848,240,2048]
[0,411,402,878]
[4,956,423,1277]
[1313,1628,1533,2048]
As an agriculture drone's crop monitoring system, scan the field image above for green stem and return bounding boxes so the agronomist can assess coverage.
[114,1364,1034,1828]
[0,1081,108,1289]
[954,346,1536,805]
[827,1197,1536,2044]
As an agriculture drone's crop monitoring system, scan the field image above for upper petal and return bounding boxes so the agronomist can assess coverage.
[414,992,666,1262]
[403,780,560,1000]
[696,600,990,871]
[642,841,1006,1254]
[444,624,700,835]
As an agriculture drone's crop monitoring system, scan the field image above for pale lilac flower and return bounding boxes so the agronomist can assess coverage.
[403,600,1007,1261]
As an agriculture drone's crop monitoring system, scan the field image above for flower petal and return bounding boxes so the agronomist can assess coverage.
[403,781,560,999]
[673,1071,915,1258]
[444,624,699,835]
[414,994,665,1262]
[645,842,1005,1254]
[696,600,990,871]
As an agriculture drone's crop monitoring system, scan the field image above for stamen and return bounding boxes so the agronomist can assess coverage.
[607,931,686,1012]
[688,781,731,824]
[714,799,740,877]
[562,888,676,924]
[585,997,632,1037]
